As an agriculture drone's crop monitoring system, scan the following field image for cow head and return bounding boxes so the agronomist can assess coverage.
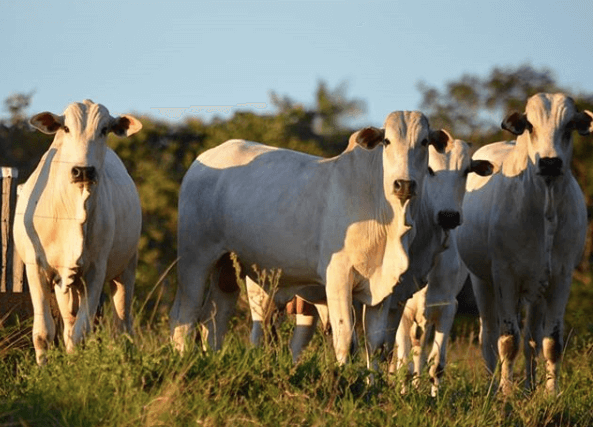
[351,112,450,204]
[501,93,593,186]
[30,100,142,185]
[382,111,450,203]
[423,135,494,230]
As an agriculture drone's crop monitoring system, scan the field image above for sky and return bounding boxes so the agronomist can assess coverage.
[1,0,592,129]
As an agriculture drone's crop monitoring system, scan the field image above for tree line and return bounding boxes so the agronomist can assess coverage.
[1,65,591,331]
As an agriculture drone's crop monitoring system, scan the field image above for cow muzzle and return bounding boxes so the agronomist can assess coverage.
[71,166,97,184]
[394,179,417,201]
[537,157,563,183]
[437,210,461,230]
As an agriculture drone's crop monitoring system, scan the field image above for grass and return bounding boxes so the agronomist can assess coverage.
[1,278,593,426]
[1,308,593,427]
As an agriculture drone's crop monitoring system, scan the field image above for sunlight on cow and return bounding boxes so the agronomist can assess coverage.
[170,111,448,367]
[13,100,142,365]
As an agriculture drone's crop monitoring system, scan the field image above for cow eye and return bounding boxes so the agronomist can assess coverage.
[428,167,435,176]
[383,138,391,146]
[100,127,108,136]
[63,126,70,133]
[421,138,428,147]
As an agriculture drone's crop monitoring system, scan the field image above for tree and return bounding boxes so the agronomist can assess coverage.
[3,91,35,127]
[418,64,560,144]
[313,81,365,135]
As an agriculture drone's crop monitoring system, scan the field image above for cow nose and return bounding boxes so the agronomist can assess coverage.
[71,166,97,183]
[538,157,563,178]
[394,179,417,201]
[437,210,461,230]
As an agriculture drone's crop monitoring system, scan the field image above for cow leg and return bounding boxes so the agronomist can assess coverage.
[69,265,106,353]
[427,300,457,397]
[171,250,219,354]
[410,290,428,389]
[325,263,354,365]
[524,301,544,392]
[422,244,467,396]
[492,269,521,396]
[470,273,499,379]
[246,276,271,346]
[392,302,414,393]
[26,265,56,365]
[202,254,240,351]
[53,286,79,353]
[542,274,570,396]
[313,301,336,354]
[363,296,391,372]
[110,252,137,335]
[387,302,406,376]
[291,306,318,363]
[412,318,432,391]
[314,301,330,333]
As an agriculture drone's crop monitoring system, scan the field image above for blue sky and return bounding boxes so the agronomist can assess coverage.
[1,0,592,128]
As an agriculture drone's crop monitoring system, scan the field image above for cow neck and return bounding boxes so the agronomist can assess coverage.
[46,141,97,293]
[506,139,571,282]
[335,145,414,306]
[418,189,447,249]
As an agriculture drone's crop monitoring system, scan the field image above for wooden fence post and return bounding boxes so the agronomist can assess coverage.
[1,167,19,292]
[11,182,25,293]
[0,166,32,327]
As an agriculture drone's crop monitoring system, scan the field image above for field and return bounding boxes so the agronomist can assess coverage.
[1,280,593,427]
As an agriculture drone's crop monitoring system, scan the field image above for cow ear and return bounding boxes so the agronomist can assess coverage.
[353,127,385,150]
[573,110,593,136]
[428,129,452,153]
[29,112,64,134]
[469,159,496,177]
[111,114,142,137]
[501,111,531,135]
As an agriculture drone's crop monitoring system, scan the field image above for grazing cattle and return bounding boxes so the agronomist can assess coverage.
[13,100,142,365]
[171,111,449,365]
[456,93,593,395]
[388,138,493,396]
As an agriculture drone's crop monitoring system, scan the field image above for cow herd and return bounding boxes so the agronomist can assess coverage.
[12,94,592,397]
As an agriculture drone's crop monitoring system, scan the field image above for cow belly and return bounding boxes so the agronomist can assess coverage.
[234,242,323,287]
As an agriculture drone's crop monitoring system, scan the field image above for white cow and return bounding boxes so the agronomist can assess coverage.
[13,100,142,365]
[170,111,450,364]
[456,93,593,395]
[389,139,493,396]
[247,136,494,372]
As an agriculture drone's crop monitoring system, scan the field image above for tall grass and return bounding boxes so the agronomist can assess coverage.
[1,289,593,426]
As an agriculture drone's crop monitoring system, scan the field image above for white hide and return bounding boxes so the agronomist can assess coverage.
[13,100,142,365]
[170,111,448,365]
[456,93,593,395]
[389,139,493,396]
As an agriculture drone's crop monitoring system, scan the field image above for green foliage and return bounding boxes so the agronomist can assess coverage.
[419,64,563,144]
[3,91,34,127]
